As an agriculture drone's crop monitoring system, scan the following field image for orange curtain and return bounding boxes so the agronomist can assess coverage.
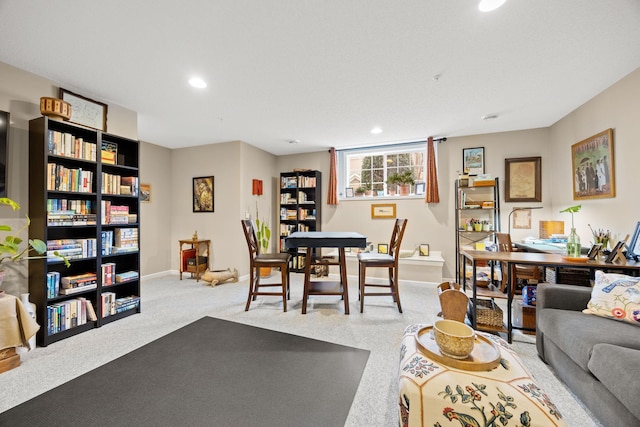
[425,137,440,203]
[327,147,338,205]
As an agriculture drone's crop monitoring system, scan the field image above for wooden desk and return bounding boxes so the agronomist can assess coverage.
[179,239,211,281]
[461,250,640,342]
[285,232,366,314]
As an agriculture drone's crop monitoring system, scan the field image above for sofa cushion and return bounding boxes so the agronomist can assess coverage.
[588,343,640,421]
[584,270,640,326]
[537,308,640,371]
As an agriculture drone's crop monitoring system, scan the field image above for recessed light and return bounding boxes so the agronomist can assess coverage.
[478,0,507,12]
[288,139,300,144]
[482,114,499,121]
[370,127,383,134]
[188,77,207,89]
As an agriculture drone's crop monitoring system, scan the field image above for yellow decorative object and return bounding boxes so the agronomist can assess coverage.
[40,97,71,121]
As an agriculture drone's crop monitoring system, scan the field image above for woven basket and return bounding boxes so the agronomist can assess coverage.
[474,299,503,327]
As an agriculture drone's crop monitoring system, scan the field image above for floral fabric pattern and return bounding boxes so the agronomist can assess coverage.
[584,270,640,326]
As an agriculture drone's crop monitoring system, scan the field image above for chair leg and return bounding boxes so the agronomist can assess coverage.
[392,267,403,313]
[359,263,366,313]
[245,268,257,311]
[281,266,287,312]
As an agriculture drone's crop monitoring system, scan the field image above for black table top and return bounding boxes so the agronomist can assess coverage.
[285,231,367,249]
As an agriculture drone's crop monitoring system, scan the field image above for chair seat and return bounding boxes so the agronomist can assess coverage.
[255,253,291,264]
[357,253,394,263]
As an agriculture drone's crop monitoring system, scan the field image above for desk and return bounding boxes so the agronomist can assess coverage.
[179,239,211,281]
[285,231,366,314]
[461,250,640,342]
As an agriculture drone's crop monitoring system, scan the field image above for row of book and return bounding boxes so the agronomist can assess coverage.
[101,293,140,317]
[47,210,97,226]
[280,208,297,220]
[46,269,139,298]
[280,193,296,204]
[46,297,97,336]
[101,201,136,224]
[101,229,139,255]
[47,238,98,262]
[298,208,316,220]
[101,173,138,196]
[47,163,94,193]
[47,130,97,161]
[47,198,94,214]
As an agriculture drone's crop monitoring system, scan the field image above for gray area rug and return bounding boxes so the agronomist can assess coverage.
[0,317,370,427]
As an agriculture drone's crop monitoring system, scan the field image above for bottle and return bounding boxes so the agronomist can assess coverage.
[566,228,581,257]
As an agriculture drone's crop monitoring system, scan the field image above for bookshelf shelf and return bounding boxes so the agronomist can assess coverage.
[278,170,322,272]
[29,116,140,346]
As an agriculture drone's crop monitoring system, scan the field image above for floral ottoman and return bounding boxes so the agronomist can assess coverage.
[398,324,567,427]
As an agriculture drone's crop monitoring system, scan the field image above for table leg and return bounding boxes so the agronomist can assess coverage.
[339,248,349,315]
[301,247,313,314]
[506,262,513,343]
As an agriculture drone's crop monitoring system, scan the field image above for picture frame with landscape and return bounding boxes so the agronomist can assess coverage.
[462,147,484,175]
[505,156,541,202]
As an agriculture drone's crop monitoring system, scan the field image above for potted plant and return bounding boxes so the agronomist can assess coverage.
[355,186,366,197]
[560,205,581,257]
[255,202,272,277]
[1,198,69,290]
[390,170,415,196]
[386,173,401,195]
[363,182,373,197]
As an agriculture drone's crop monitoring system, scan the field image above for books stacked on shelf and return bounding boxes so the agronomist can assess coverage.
[101,141,118,165]
[101,262,116,286]
[292,255,306,270]
[297,223,311,232]
[113,228,138,253]
[101,202,130,224]
[101,174,139,195]
[101,230,114,255]
[47,238,97,262]
[59,272,97,295]
[280,223,297,236]
[115,271,139,283]
[280,207,297,220]
[47,130,97,161]
[47,297,93,335]
[297,175,316,188]
[46,271,61,298]
[47,163,94,192]
[47,198,93,214]
[101,292,116,317]
[280,193,296,204]
[115,295,140,314]
[281,176,297,188]
[47,210,97,226]
[298,208,316,220]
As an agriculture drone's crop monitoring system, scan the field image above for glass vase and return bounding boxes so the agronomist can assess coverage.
[566,228,581,257]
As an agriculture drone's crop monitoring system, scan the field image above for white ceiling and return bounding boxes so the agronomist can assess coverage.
[1,1,640,156]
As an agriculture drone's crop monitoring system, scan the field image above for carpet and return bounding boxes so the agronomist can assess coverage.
[0,317,370,427]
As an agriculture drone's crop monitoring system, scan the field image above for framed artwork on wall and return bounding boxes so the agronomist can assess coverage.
[505,156,542,202]
[60,88,108,131]
[462,147,484,175]
[193,176,214,212]
[140,184,151,203]
[419,244,430,256]
[571,128,615,200]
[371,203,396,219]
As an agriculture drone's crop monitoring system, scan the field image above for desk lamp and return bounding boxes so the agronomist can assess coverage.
[508,207,543,235]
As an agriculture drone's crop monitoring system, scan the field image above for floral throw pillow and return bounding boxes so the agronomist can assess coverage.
[583,270,640,325]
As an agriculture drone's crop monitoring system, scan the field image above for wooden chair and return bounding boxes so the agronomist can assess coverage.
[241,220,291,311]
[495,233,542,292]
[357,218,408,313]
[437,281,469,323]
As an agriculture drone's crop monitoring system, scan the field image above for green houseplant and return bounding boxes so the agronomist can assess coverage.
[388,170,415,196]
[0,198,69,289]
[560,204,582,257]
[255,202,272,276]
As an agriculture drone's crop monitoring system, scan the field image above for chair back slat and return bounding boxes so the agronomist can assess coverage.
[495,233,514,253]
[241,219,260,258]
[389,218,408,260]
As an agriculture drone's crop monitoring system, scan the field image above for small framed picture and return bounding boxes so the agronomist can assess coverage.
[378,244,388,254]
[587,243,602,260]
[345,187,354,198]
[140,183,151,203]
[419,244,430,256]
[371,203,396,219]
[414,182,425,195]
[193,176,214,212]
[462,147,485,175]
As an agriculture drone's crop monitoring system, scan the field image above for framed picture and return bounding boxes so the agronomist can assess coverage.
[419,244,430,256]
[462,147,484,175]
[140,183,151,203]
[513,208,532,229]
[505,156,542,202]
[571,128,615,200]
[193,176,214,212]
[59,88,108,131]
[414,182,425,195]
[627,221,640,260]
[371,203,396,219]
[378,244,388,254]
[345,187,354,198]
[587,243,602,260]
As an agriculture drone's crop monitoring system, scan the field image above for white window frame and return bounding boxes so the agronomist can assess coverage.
[337,141,431,200]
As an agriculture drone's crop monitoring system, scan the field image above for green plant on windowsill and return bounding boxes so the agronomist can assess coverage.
[0,197,70,268]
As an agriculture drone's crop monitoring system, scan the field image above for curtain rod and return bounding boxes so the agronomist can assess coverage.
[328,137,447,152]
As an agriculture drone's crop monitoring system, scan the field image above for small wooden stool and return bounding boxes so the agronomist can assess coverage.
[437,281,469,323]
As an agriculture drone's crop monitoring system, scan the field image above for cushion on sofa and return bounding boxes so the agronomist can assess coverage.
[537,307,640,371]
[584,271,640,325]
[588,343,640,421]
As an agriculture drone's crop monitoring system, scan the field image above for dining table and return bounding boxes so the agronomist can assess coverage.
[284,231,367,314]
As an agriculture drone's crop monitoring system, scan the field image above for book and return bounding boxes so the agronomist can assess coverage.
[58,283,97,295]
[85,299,97,321]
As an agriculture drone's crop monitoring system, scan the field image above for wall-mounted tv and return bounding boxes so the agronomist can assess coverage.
[0,110,8,197]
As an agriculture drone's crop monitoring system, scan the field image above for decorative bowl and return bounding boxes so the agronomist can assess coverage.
[40,97,71,121]
[433,319,475,359]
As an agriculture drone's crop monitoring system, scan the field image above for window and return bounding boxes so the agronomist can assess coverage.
[338,141,429,199]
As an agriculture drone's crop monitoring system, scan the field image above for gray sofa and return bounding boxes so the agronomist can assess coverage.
[536,283,640,427]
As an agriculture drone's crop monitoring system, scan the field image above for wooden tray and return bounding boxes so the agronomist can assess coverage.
[416,325,501,371]
[561,256,589,263]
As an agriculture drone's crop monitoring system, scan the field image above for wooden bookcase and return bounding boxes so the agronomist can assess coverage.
[278,170,321,272]
[28,116,140,346]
